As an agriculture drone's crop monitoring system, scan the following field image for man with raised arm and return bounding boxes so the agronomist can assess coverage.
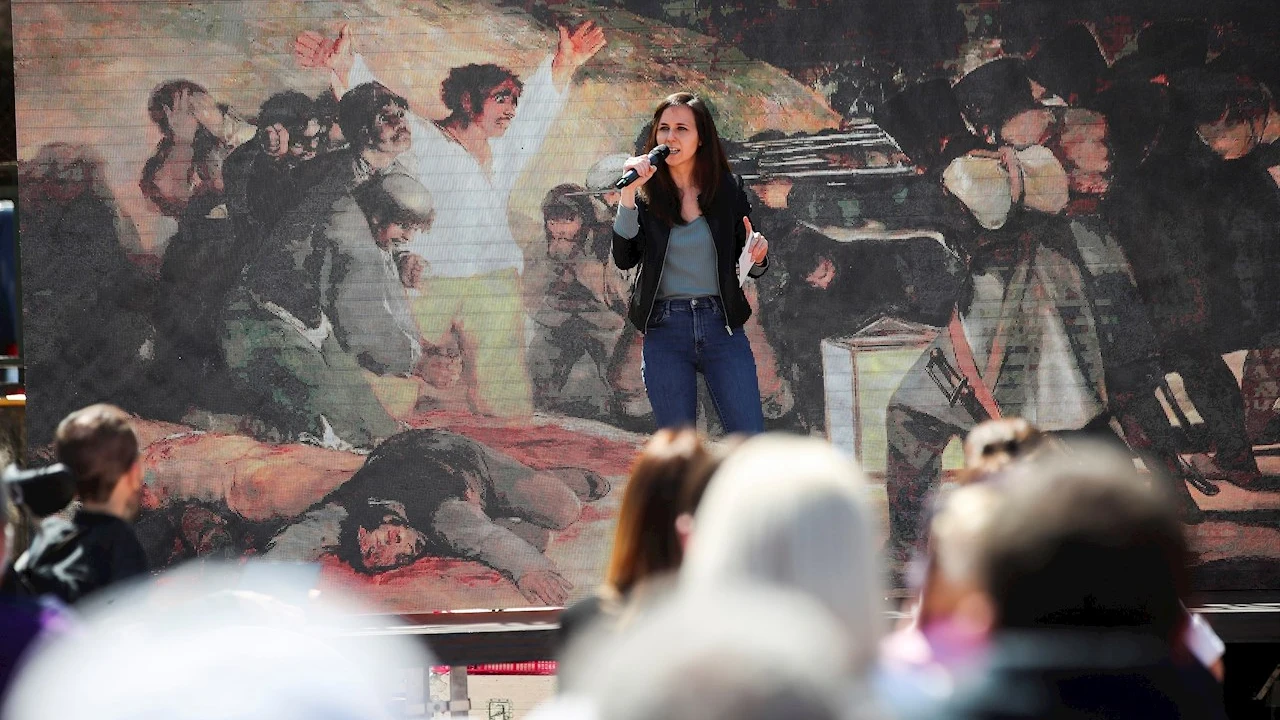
[296,21,606,418]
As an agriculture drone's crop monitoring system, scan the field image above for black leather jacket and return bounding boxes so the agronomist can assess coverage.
[612,172,768,333]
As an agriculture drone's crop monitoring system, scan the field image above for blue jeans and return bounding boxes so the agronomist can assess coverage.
[641,297,764,434]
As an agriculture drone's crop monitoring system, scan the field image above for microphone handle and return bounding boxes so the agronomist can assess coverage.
[615,170,641,189]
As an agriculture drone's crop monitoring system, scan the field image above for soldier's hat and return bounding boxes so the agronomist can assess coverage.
[1092,78,1173,175]
[875,78,979,172]
[953,58,1038,137]
[1108,19,1209,83]
[1207,45,1280,99]
[374,169,435,228]
[1026,25,1108,106]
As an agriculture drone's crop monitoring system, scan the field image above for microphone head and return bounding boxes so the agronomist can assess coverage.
[649,144,671,162]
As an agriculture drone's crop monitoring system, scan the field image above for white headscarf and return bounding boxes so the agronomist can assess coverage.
[943,145,1069,229]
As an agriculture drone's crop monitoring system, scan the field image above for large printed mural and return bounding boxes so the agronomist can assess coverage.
[13,0,1280,609]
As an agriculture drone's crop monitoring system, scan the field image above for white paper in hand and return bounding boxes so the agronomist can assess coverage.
[737,243,753,287]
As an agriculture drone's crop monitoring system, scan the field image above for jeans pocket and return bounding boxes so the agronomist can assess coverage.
[646,302,670,330]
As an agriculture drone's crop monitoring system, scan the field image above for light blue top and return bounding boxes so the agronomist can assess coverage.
[614,204,719,300]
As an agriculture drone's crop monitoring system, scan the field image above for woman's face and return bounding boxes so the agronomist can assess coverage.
[656,105,700,169]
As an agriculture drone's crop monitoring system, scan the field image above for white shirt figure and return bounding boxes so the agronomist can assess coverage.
[346,53,568,278]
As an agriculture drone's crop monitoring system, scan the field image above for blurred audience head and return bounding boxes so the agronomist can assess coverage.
[918,483,1004,630]
[681,433,883,672]
[1,471,9,566]
[673,433,745,548]
[961,417,1048,483]
[978,441,1189,639]
[55,404,142,520]
[606,428,709,596]
[4,562,432,720]
[559,584,854,720]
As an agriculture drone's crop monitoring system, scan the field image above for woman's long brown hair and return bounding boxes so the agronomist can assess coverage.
[604,428,709,595]
[640,92,733,227]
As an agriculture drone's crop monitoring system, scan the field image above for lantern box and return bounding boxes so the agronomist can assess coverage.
[821,315,964,475]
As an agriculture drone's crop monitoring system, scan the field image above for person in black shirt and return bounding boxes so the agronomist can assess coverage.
[14,404,149,604]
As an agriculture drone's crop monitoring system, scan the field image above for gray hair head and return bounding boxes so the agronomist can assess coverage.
[680,433,885,674]
[559,583,859,720]
[5,561,434,720]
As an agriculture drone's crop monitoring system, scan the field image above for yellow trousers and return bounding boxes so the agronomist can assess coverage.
[410,268,533,418]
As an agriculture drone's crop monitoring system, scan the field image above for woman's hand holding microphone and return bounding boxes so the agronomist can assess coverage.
[618,154,659,208]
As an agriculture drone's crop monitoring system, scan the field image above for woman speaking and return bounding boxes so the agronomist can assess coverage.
[612,93,770,434]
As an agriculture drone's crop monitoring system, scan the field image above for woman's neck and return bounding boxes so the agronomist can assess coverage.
[669,163,696,191]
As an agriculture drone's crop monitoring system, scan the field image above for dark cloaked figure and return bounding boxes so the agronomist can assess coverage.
[144,80,264,420]
[1108,19,1210,84]
[1092,79,1173,179]
[1108,68,1280,489]
[877,78,975,172]
[222,90,324,233]
[19,145,157,445]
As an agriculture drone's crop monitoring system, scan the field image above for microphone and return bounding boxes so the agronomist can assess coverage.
[614,145,670,189]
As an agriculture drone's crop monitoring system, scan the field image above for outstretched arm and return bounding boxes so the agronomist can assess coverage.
[550,21,606,91]
[295,24,355,93]
[261,502,349,562]
[296,23,441,177]
[432,499,572,604]
[490,25,602,184]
